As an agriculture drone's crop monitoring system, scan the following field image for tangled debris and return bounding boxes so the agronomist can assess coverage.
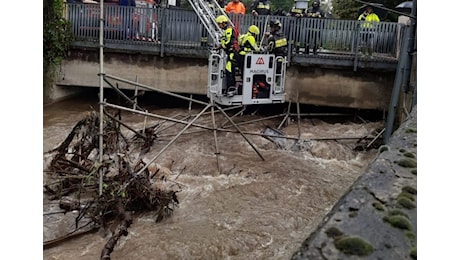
[43,110,181,259]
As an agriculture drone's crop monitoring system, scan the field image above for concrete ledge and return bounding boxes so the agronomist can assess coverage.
[291,106,417,259]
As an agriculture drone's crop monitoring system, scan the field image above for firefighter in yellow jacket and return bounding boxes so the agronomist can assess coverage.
[215,15,238,95]
[236,25,260,76]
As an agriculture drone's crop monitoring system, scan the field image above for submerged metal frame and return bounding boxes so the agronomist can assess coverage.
[96,1,383,193]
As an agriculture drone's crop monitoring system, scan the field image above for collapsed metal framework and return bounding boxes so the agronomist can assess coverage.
[95,1,387,195]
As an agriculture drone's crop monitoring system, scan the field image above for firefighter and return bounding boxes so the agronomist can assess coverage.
[306,0,325,54]
[266,20,287,74]
[250,0,271,16]
[215,15,238,96]
[266,20,287,58]
[237,25,260,77]
[286,0,308,53]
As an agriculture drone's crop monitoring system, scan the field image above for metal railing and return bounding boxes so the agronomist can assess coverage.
[64,3,405,62]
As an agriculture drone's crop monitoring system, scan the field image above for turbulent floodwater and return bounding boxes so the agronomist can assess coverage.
[43,91,382,260]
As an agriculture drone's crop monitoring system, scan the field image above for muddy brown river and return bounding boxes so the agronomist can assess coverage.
[43,91,381,259]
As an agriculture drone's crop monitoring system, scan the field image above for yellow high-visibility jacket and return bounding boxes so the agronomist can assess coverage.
[358,13,380,28]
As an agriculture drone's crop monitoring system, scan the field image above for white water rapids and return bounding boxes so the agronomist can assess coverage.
[43,93,381,259]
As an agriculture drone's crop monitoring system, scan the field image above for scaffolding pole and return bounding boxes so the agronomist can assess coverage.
[98,0,104,196]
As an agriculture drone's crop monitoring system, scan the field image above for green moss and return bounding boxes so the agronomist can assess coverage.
[398,191,415,201]
[405,128,417,133]
[405,231,416,244]
[383,215,412,230]
[403,152,416,158]
[334,236,374,256]
[402,186,417,195]
[388,210,409,219]
[396,158,417,168]
[325,227,343,239]
[397,197,416,209]
[410,247,417,259]
[399,148,407,153]
[411,169,417,175]
[372,201,385,211]
[379,145,389,153]
[349,211,358,218]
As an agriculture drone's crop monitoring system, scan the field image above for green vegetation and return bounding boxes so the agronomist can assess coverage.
[410,247,417,259]
[403,152,416,158]
[44,0,74,94]
[325,227,343,239]
[383,215,412,230]
[372,201,385,211]
[388,209,409,219]
[396,158,417,168]
[410,169,417,175]
[378,145,389,153]
[397,191,415,202]
[397,196,416,209]
[334,236,374,256]
[405,128,417,133]
[402,186,417,195]
[399,148,407,153]
[405,231,416,244]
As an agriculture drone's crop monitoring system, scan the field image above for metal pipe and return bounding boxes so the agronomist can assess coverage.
[383,19,413,143]
[296,101,301,139]
[98,0,104,196]
[103,77,143,111]
[210,100,221,173]
[277,101,291,129]
[133,75,139,110]
[215,104,265,161]
[128,104,212,182]
[103,102,215,131]
[104,74,210,106]
[103,111,147,140]
[159,127,374,142]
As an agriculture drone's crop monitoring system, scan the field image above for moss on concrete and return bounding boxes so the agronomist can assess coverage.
[397,191,415,201]
[334,236,374,256]
[379,145,389,153]
[402,186,417,195]
[383,215,412,230]
[410,247,417,259]
[403,152,416,158]
[325,227,343,239]
[396,158,417,168]
[372,201,385,211]
[388,210,409,219]
[397,197,416,209]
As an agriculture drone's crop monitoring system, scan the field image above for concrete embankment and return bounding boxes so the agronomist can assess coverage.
[292,106,417,259]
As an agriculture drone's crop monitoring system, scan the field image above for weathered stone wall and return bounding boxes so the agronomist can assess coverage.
[53,49,395,110]
[291,105,417,260]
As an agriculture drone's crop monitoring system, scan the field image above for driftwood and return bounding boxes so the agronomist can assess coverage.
[44,110,181,259]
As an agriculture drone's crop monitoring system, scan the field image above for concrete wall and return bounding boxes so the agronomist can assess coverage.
[54,49,394,110]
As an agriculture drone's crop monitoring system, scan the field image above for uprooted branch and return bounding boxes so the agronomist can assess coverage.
[43,109,181,259]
